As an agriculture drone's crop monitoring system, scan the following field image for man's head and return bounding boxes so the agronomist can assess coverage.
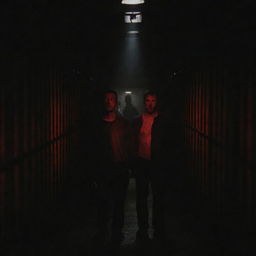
[104,90,118,112]
[143,91,158,114]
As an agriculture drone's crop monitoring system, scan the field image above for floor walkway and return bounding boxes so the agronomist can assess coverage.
[7,176,253,256]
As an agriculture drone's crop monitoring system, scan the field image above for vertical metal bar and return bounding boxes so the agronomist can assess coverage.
[192,77,196,178]
[247,83,253,227]
[195,74,198,182]
[61,78,64,186]
[193,74,197,186]
[199,72,202,195]
[239,72,246,215]
[62,83,65,184]
[216,67,221,213]
[208,69,214,201]
[34,65,40,217]
[39,68,43,202]
[199,73,202,194]
[198,71,204,196]
[13,76,22,232]
[252,78,256,228]
[46,64,51,202]
[55,71,59,196]
[205,71,209,198]
[187,85,190,172]
[56,70,60,198]
[31,64,37,215]
[20,65,27,231]
[219,65,224,211]
[5,77,14,236]
[190,82,193,177]
[191,78,195,178]
[43,65,48,202]
[65,82,68,181]
[60,78,63,188]
[0,84,6,237]
[49,64,54,201]
[38,64,42,203]
[53,66,57,201]
[215,67,219,211]
[68,86,71,176]
[201,72,206,196]
[185,87,188,147]
[23,62,29,224]
[222,70,228,212]
[197,73,201,192]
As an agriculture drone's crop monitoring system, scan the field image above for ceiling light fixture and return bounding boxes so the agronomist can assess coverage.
[124,12,142,23]
[122,0,144,5]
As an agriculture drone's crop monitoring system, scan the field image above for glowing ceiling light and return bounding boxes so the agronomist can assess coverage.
[125,91,132,94]
[126,11,140,14]
[122,0,144,5]
[127,31,139,34]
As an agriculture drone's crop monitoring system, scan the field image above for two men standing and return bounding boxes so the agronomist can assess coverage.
[89,90,168,254]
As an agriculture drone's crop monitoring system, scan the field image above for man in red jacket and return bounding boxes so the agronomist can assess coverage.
[132,91,169,244]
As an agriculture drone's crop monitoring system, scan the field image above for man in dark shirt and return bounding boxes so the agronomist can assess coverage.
[89,90,132,254]
[132,91,169,244]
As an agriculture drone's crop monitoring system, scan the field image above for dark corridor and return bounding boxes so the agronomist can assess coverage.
[1,0,256,255]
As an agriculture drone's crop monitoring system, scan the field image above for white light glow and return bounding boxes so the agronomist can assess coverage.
[125,91,132,94]
[124,12,142,23]
[127,31,139,34]
[126,12,140,14]
[122,0,144,5]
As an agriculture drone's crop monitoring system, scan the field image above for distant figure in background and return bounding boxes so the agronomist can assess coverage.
[117,100,122,115]
[132,91,169,245]
[122,94,139,122]
[88,90,132,255]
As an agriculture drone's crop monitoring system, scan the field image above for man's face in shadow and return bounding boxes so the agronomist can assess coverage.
[104,93,117,112]
[144,95,157,114]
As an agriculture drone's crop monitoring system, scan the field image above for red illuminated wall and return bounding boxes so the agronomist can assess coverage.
[185,59,256,230]
[0,54,81,239]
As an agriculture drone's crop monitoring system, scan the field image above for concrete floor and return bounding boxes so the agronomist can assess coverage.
[7,177,253,256]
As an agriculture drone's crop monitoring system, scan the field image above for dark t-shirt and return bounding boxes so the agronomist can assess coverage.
[87,114,132,178]
[102,117,131,163]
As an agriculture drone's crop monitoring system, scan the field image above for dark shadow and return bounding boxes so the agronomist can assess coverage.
[122,95,139,121]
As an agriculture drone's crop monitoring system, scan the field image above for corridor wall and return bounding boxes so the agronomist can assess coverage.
[185,58,256,231]
[0,52,81,241]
